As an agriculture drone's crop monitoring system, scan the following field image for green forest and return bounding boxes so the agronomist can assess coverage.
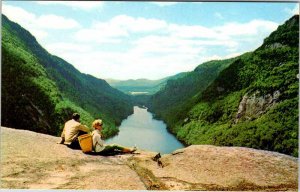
[1,14,298,157]
[2,15,134,138]
[149,15,299,157]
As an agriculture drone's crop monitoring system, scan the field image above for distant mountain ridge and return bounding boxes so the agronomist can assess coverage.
[1,15,134,137]
[106,72,188,95]
[2,13,298,157]
[149,15,299,157]
[148,57,238,123]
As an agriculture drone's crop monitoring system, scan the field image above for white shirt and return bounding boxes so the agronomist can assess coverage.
[61,119,90,145]
[92,130,105,152]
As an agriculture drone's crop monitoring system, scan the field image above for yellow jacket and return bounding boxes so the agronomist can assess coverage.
[61,119,90,145]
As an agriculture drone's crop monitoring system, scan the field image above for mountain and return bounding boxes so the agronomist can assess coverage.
[148,57,239,125]
[1,15,134,137]
[106,72,188,95]
[149,15,299,157]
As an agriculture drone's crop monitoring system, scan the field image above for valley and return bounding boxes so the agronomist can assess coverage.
[106,106,184,154]
[1,13,298,157]
[2,15,133,138]
[1,2,299,191]
[108,15,299,157]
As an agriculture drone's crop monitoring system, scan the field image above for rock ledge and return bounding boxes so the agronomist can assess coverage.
[1,127,298,190]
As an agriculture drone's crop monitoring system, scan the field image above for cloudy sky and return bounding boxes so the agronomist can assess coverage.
[3,1,299,80]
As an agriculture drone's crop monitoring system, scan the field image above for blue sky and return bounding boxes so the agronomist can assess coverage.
[3,1,299,80]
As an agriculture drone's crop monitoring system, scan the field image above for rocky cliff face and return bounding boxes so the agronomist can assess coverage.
[1,127,297,190]
[235,90,280,123]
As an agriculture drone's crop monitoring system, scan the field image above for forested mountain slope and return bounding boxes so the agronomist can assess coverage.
[149,57,239,126]
[150,15,299,157]
[1,15,134,137]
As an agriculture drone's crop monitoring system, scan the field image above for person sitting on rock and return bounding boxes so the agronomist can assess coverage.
[59,113,90,149]
[91,119,136,155]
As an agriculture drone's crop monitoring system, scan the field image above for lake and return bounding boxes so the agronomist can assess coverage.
[106,106,184,154]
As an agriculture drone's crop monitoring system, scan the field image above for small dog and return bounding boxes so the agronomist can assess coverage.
[152,153,161,161]
[152,153,163,168]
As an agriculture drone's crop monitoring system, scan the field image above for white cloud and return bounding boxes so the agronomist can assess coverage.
[36,1,104,11]
[110,15,168,33]
[2,4,36,22]
[60,49,202,80]
[2,4,48,40]
[169,24,219,39]
[37,15,80,29]
[214,20,278,37]
[2,3,281,80]
[293,4,299,15]
[73,14,277,50]
[44,42,92,55]
[74,15,168,43]
[133,35,208,55]
[74,26,128,44]
[58,31,245,80]
[285,4,299,16]
[67,15,280,79]
[3,4,81,43]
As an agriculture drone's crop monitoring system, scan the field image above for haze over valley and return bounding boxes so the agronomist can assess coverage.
[2,1,298,158]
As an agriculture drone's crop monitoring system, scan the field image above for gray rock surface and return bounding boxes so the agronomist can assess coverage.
[1,127,145,190]
[235,90,280,123]
[128,145,297,190]
[1,127,298,190]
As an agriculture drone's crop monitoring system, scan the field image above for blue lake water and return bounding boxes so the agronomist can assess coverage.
[106,106,184,154]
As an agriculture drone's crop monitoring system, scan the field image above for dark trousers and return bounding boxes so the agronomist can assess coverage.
[67,131,87,150]
[95,144,129,156]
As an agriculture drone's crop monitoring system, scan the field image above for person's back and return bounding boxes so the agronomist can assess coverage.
[63,119,85,145]
[59,113,90,149]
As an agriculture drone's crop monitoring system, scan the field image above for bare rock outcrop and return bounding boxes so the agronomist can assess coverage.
[1,127,298,191]
[235,90,280,123]
[1,127,146,190]
[128,145,298,191]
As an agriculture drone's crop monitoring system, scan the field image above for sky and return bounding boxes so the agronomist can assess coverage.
[2,1,299,80]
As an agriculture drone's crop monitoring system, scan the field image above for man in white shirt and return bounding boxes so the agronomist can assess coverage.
[59,113,90,149]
